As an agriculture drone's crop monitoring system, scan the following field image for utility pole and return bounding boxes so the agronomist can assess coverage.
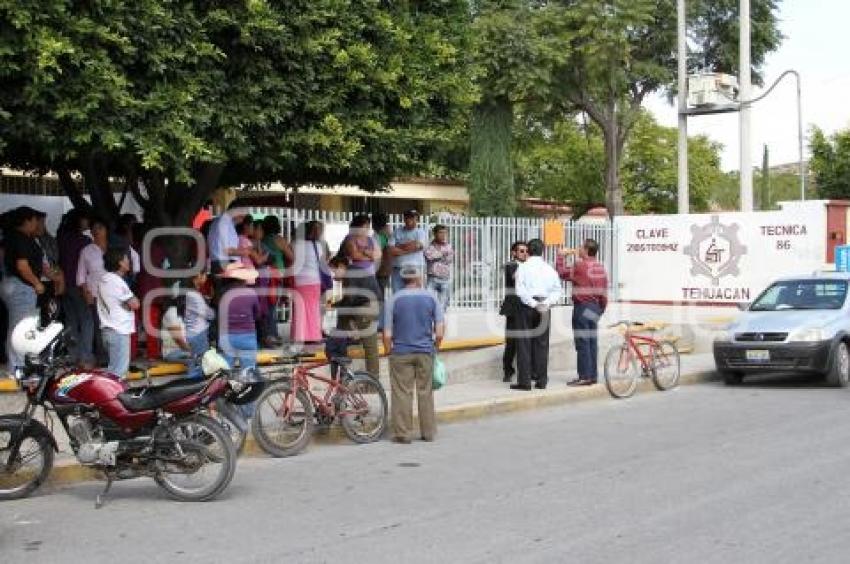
[739,0,753,211]
[677,0,689,214]
[761,144,770,210]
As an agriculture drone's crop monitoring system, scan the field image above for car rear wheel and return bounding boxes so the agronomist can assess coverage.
[825,341,850,387]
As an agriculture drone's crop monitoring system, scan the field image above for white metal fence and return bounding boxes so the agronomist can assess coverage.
[247,206,616,310]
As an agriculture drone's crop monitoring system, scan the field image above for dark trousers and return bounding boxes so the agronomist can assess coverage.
[502,314,519,377]
[572,302,602,381]
[516,305,551,387]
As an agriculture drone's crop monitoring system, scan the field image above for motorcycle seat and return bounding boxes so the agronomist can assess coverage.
[118,378,209,412]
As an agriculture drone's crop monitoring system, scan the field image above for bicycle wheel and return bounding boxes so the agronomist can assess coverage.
[339,372,388,444]
[251,381,314,457]
[603,344,639,399]
[0,418,54,501]
[650,341,680,391]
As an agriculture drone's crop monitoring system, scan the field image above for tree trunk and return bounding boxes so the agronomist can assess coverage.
[602,122,625,217]
[468,96,516,216]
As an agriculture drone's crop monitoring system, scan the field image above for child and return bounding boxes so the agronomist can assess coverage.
[184,271,216,376]
[161,272,215,379]
[97,248,140,378]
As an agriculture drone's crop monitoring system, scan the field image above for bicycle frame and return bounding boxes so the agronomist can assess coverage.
[278,360,368,419]
[619,330,665,374]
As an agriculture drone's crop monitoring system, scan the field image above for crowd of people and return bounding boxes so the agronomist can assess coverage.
[0,194,609,443]
[0,195,453,444]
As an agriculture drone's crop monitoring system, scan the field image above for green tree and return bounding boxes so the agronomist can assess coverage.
[515,111,725,215]
[708,169,809,211]
[810,126,850,199]
[514,116,606,217]
[554,0,782,216]
[467,2,570,216]
[469,0,781,217]
[0,1,474,229]
[622,113,722,213]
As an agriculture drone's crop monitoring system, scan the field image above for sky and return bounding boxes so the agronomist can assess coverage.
[644,0,850,171]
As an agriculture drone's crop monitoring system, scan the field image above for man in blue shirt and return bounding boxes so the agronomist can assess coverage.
[388,209,429,294]
[382,264,445,444]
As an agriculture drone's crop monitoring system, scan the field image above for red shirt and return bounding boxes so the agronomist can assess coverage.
[556,255,608,311]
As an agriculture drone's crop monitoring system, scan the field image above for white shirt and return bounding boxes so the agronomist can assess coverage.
[97,272,136,334]
[161,306,186,357]
[292,239,324,286]
[514,256,562,308]
[130,247,140,274]
[208,214,239,262]
[77,243,105,295]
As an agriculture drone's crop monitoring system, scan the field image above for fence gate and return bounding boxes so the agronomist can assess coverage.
[246,206,616,310]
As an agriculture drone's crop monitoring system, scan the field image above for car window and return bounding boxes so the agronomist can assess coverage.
[750,280,848,311]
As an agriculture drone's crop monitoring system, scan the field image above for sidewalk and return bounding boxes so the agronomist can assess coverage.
[0,301,730,392]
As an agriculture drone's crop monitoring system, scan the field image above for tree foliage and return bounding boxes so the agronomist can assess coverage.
[708,169,808,211]
[470,0,782,216]
[810,126,850,200]
[0,1,474,226]
[466,2,571,216]
[515,111,725,215]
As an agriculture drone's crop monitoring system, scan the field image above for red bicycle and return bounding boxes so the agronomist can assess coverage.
[603,321,680,399]
[250,354,387,457]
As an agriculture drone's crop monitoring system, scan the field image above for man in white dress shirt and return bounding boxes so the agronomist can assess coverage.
[207,188,251,303]
[512,238,561,390]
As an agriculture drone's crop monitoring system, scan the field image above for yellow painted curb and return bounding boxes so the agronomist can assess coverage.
[705,316,735,325]
[3,336,507,393]
[0,378,19,392]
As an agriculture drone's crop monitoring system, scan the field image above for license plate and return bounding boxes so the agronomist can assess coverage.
[746,350,770,362]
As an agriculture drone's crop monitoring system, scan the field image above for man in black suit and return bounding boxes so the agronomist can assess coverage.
[500,241,527,382]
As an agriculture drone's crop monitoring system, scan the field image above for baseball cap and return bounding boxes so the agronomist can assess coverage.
[403,208,419,218]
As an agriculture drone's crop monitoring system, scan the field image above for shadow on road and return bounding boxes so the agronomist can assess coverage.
[722,372,835,390]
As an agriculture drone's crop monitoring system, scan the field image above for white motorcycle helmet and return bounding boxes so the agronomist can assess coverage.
[11,316,64,357]
[201,348,231,376]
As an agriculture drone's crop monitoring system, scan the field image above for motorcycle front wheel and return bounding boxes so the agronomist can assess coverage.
[154,414,236,502]
[0,417,54,501]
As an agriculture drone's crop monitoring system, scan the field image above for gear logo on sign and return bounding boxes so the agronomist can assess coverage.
[683,215,747,286]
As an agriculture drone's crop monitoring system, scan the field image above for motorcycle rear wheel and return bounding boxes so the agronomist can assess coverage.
[0,418,54,501]
[153,414,236,502]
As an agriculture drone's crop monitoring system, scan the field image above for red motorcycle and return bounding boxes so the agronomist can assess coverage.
[0,313,256,505]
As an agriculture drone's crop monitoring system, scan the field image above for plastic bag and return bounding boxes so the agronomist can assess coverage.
[432,356,447,391]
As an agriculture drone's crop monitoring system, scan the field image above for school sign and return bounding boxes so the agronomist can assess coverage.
[614,201,834,304]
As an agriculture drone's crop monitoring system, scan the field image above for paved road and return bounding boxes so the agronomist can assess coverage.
[3,375,850,563]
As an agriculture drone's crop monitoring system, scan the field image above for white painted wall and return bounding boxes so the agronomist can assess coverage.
[615,201,829,303]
